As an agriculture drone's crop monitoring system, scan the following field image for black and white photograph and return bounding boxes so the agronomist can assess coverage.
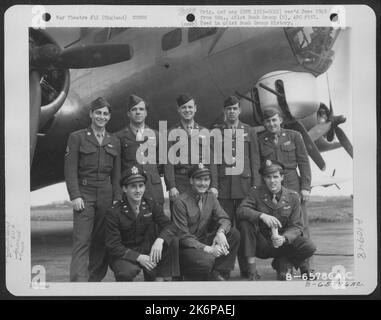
[4,5,377,296]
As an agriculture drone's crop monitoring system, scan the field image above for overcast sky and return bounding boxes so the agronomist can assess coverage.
[30,28,353,205]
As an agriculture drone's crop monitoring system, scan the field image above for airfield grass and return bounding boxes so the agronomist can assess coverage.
[31,196,353,223]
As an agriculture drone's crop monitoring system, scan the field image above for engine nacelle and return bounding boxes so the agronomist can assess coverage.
[255,70,320,120]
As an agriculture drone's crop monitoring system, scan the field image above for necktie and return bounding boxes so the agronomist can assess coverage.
[187,125,193,136]
[273,134,279,145]
[135,205,140,216]
[231,126,236,138]
[136,129,143,141]
[272,193,278,205]
[96,132,103,144]
[197,194,204,212]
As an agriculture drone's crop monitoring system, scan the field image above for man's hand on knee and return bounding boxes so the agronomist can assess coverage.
[259,213,282,229]
[137,254,157,271]
[203,245,222,258]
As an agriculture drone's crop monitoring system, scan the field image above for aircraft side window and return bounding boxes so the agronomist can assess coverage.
[188,28,217,43]
[162,28,182,51]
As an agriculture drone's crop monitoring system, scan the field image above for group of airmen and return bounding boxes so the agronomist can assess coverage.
[64,93,316,282]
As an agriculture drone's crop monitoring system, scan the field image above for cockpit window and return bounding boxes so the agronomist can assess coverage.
[109,28,129,39]
[162,28,182,51]
[285,27,341,75]
[188,28,217,43]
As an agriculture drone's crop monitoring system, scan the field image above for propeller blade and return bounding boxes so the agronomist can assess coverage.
[335,126,353,158]
[30,70,41,166]
[57,43,132,69]
[308,122,332,141]
[288,120,326,171]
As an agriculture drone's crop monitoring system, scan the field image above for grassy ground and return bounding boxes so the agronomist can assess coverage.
[31,196,353,223]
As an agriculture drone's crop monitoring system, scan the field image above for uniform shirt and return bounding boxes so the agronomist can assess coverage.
[164,121,218,192]
[258,128,311,191]
[237,185,303,243]
[64,127,121,201]
[105,196,178,262]
[172,190,231,250]
[115,125,164,204]
[213,121,261,199]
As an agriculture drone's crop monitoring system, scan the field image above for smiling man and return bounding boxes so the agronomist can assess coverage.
[116,95,164,207]
[172,163,240,281]
[105,165,179,282]
[64,97,121,282]
[237,160,316,280]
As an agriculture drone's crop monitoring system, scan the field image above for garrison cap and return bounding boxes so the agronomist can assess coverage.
[90,97,111,112]
[189,163,211,179]
[120,165,147,187]
[259,159,285,176]
[223,95,240,108]
[177,93,194,107]
[127,94,145,111]
[262,107,282,121]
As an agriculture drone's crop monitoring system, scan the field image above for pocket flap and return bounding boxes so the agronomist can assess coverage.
[79,144,97,154]
[281,143,296,152]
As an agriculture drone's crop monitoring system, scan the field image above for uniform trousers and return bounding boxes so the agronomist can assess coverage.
[238,220,316,269]
[179,228,240,280]
[110,237,180,281]
[70,182,112,282]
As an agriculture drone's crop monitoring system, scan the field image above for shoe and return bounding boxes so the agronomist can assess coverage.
[299,261,314,280]
[276,257,293,281]
[209,270,227,281]
[248,271,261,281]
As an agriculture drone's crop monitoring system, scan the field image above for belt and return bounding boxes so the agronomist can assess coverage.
[79,176,111,186]
[283,168,297,174]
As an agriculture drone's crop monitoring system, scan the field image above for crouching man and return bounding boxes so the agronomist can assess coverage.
[237,160,316,280]
[105,165,180,281]
[172,163,240,281]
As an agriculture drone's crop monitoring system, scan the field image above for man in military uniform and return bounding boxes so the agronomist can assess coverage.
[164,94,218,207]
[172,164,240,281]
[105,165,180,281]
[257,107,311,236]
[115,95,164,207]
[237,160,316,280]
[64,97,121,282]
[213,95,262,225]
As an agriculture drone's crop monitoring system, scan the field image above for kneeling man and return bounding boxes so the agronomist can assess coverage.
[106,165,180,281]
[172,164,240,281]
[237,160,316,280]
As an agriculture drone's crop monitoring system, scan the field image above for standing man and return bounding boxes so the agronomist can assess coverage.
[64,97,121,282]
[115,94,164,207]
[237,160,316,280]
[214,95,261,279]
[172,164,240,281]
[213,95,261,225]
[106,165,179,281]
[257,107,311,237]
[164,94,218,207]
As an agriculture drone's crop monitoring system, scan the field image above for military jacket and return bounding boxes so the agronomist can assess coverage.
[213,121,261,199]
[64,127,121,201]
[105,196,178,262]
[258,128,311,192]
[237,185,303,243]
[164,121,218,193]
[172,190,231,250]
[115,125,164,204]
